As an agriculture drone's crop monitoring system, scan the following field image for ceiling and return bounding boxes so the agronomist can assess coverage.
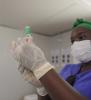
[0,0,91,36]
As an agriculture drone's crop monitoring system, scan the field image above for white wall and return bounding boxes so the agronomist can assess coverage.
[0,26,51,100]
[49,31,73,72]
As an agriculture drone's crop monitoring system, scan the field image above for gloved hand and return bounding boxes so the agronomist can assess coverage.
[18,64,48,96]
[11,37,48,96]
[11,36,54,80]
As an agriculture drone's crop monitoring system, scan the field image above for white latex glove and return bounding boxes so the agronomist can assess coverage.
[18,64,48,96]
[11,36,54,79]
[11,38,47,96]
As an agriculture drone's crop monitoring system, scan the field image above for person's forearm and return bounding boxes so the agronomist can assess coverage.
[39,69,86,100]
[38,94,52,100]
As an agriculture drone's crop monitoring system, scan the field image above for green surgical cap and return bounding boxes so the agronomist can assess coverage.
[73,19,91,30]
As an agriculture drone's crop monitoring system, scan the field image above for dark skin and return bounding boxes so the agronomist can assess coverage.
[38,27,91,100]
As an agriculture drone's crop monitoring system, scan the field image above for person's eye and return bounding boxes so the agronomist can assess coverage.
[79,36,83,40]
[78,34,87,41]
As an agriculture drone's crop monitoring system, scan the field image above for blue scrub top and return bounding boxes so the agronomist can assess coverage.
[59,64,91,100]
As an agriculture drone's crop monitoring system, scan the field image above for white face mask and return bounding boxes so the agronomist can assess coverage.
[71,40,91,63]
